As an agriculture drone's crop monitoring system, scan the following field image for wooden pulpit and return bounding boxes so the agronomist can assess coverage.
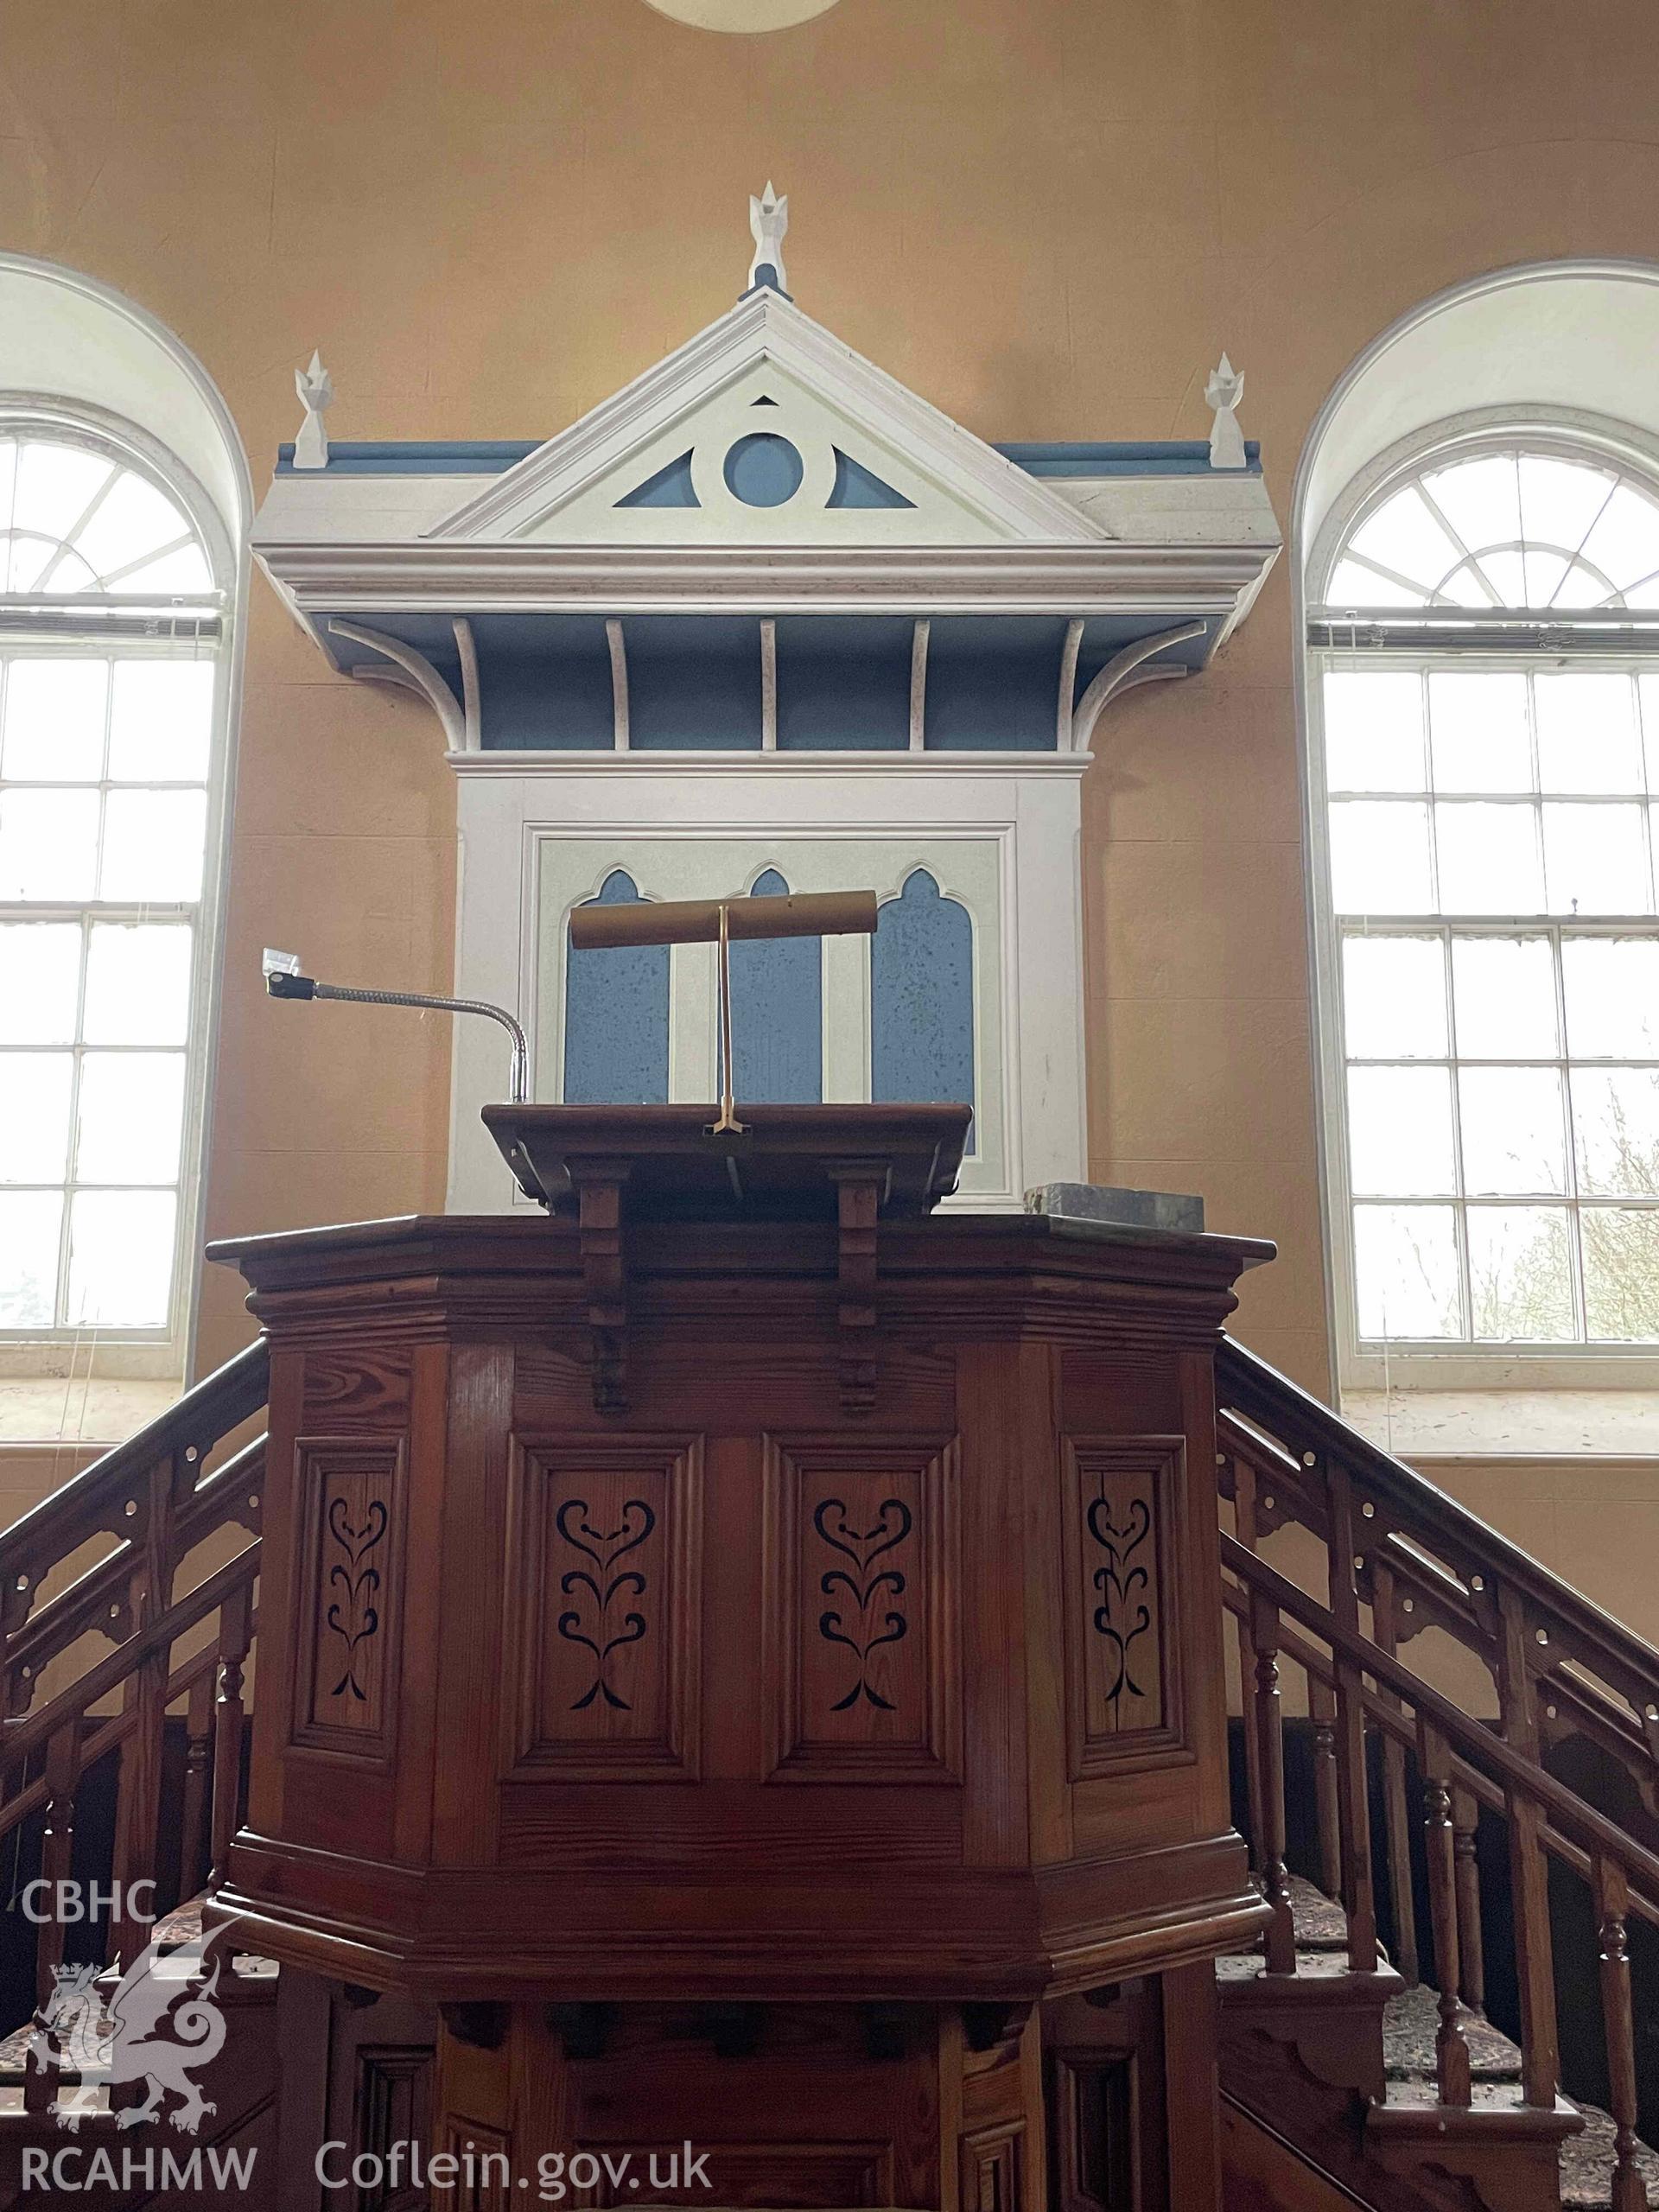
[220,899,1271,2210]
[211,1100,1270,2210]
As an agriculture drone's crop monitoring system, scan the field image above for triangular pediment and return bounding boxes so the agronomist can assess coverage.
[426,289,1103,549]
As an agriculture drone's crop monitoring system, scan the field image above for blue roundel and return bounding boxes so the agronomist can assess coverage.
[723,433,804,508]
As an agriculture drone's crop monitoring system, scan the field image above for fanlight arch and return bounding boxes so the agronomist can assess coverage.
[1321,443,1659,613]
[0,432,216,597]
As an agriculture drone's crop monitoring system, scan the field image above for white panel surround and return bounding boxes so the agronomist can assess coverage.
[446,755,1089,1216]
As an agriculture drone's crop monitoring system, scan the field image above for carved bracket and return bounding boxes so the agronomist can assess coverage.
[328,617,480,750]
[824,1165,880,1416]
[566,1162,632,1415]
[1069,620,1206,752]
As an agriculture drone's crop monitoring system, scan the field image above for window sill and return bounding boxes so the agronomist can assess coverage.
[1342,1386,1659,1461]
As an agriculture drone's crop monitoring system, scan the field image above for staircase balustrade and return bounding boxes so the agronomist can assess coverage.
[1218,1338,1659,2212]
[0,1343,265,2120]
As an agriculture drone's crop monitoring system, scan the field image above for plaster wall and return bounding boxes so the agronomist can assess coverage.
[5,0,1659,1543]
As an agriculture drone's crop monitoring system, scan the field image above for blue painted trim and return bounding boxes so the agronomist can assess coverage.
[274,440,540,476]
[276,436,1262,480]
[995,440,1263,478]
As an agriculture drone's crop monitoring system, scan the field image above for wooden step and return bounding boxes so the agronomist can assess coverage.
[1220,1880,1659,2212]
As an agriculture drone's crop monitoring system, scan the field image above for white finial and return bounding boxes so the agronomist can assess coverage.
[747,182,790,298]
[1205,352,1247,471]
[294,351,334,471]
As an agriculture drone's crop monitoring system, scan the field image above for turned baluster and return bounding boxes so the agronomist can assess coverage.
[1326,1465,1378,1972]
[210,1580,253,1886]
[1452,1784,1485,2013]
[25,1719,80,2115]
[1593,1853,1646,2212]
[1247,1587,1297,1974]
[1496,1586,1560,2107]
[1230,1452,1267,1856]
[1370,1557,1421,1986]
[1307,1677,1344,1904]
[1418,1719,1471,2107]
[111,1452,179,1969]
[179,1672,215,1900]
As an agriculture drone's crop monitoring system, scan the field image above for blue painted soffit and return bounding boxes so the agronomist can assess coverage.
[321,610,1222,753]
[274,436,1261,480]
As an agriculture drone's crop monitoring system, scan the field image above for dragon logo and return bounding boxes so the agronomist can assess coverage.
[29,1929,229,2134]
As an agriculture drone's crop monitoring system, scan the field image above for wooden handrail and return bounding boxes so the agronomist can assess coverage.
[3,1435,264,1712]
[1,1545,258,1780]
[0,1339,267,1638]
[1220,1573,1659,1933]
[1219,1341,1659,1738]
[1222,1532,1659,1908]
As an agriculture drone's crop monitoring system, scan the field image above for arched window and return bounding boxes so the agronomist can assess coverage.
[0,426,226,1348]
[1312,438,1659,1367]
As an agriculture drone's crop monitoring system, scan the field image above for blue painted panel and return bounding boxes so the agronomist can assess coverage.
[625,616,764,751]
[725,868,823,1103]
[871,870,974,1111]
[774,615,912,752]
[828,450,914,510]
[925,617,1069,751]
[483,615,614,749]
[563,871,670,1103]
[724,434,804,507]
[617,451,700,508]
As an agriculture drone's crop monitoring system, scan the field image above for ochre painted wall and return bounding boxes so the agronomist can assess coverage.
[8,0,1659,1414]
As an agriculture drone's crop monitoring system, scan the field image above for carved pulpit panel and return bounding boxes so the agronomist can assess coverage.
[1061,1437,1186,1777]
[505,1438,702,1780]
[293,1438,406,1760]
[764,1435,960,1783]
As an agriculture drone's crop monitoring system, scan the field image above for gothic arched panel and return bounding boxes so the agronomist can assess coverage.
[871,870,975,1112]
[728,867,823,1103]
[563,870,670,1104]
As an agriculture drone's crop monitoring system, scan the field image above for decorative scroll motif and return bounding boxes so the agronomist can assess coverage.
[812,1495,912,1711]
[554,1496,657,1712]
[506,1438,702,1780]
[1084,1491,1153,1708]
[325,1497,388,1701]
[293,1438,406,1761]
[1061,1438,1185,1779]
[765,1436,960,1783]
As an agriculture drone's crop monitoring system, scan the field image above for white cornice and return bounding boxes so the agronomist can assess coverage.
[256,537,1276,620]
[425,289,1102,549]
